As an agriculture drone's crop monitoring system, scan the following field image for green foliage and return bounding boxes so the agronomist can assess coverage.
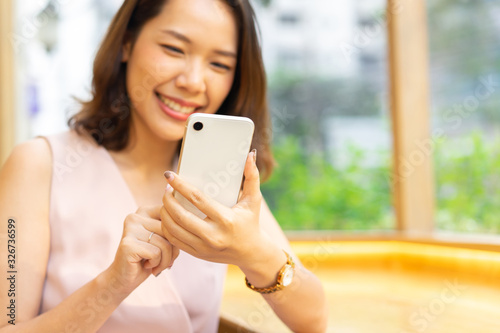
[261,136,393,231]
[263,132,500,234]
[435,132,500,234]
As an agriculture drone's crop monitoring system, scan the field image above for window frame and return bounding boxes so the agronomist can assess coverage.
[0,0,15,166]
[387,0,434,237]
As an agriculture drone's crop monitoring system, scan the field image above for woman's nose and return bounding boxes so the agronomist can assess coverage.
[175,60,206,94]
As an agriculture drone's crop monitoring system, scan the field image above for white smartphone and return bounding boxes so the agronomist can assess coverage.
[174,113,255,219]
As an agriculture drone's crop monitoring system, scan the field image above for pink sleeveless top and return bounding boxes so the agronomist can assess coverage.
[40,130,227,333]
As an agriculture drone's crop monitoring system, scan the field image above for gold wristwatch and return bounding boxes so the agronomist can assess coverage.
[245,250,295,294]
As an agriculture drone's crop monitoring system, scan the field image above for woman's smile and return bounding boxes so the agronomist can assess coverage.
[155,92,203,121]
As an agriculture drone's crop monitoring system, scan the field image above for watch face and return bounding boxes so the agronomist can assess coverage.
[281,265,294,286]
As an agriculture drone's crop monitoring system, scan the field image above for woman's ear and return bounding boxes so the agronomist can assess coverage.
[122,41,131,63]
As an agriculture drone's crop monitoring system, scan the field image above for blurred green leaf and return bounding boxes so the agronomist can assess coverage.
[262,132,500,234]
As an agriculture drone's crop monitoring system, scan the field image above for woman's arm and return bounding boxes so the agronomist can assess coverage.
[0,139,52,327]
[240,200,329,333]
[0,139,176,332]
[0,269,129,333]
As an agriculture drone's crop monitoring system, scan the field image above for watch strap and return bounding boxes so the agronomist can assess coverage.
[245,250,295,294]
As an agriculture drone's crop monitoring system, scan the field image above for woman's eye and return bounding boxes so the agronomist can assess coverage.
[162,45,183,54]
[211,62,231,71]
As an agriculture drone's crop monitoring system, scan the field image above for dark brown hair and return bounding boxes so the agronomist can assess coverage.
[68,0,275,181]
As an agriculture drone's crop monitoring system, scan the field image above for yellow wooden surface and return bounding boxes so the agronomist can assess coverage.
[221,241,500,333]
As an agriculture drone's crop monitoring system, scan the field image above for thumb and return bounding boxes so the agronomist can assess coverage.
[238,149,261,208]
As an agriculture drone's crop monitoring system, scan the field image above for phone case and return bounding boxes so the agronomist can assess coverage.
[174,113,255,219]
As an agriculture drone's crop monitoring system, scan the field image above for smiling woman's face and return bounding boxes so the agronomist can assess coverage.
[123,0,238,141]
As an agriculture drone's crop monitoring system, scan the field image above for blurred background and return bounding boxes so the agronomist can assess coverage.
[2,0,500,235]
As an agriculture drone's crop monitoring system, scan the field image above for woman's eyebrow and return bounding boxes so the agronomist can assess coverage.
[162,29,191,43]
[161,29,237,58]
[214,50,237,58]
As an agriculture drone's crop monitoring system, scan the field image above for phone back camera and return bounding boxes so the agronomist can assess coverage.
[193,122,203,131]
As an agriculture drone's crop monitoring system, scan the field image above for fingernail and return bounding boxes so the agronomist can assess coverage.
[165,184,173,192]
[164,171,173,181]
[155,272,162,277]
[251,149,257,163]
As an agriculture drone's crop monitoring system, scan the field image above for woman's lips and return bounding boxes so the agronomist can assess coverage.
[159,93,203,108]
[155,92,200,121]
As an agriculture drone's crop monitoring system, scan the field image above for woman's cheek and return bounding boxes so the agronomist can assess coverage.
[153,56,181,81]
[216,75,236,105]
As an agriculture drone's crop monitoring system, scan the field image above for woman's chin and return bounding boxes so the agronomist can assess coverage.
[155,122,185,142]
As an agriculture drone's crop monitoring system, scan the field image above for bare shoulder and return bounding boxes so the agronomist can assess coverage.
[0,136,52,223]
[0,136,52,224]
[2,137,52,174]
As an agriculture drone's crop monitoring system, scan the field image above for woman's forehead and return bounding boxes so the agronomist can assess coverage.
[149,0,238,39]
[139,0,238,53]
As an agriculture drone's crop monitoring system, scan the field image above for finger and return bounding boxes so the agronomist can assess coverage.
[149,236,175,275]
[238,150,262,209]
[162,185,214,241]
[171,246,180,264]
[137,232,162,269]
[131,205,165,239]
[136,205,162,220]
[160,205,201,256]
[136,220,168,270]
[128,239,162,268]
[156,240,180,272]
[139,217,164,236]
[163,171,229,220]
[122,213,163,244]
[142,248,161,269]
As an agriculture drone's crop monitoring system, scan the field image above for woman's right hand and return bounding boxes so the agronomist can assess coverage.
[108,205,179,294]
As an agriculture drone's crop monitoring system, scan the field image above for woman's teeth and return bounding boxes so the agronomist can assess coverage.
[157,93,196,114]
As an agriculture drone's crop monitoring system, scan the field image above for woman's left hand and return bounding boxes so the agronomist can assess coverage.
[160,151,265,268]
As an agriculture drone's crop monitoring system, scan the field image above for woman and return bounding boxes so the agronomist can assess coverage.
[0,0,328,332]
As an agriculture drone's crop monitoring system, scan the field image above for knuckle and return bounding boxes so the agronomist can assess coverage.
[161,222,170,236]
[124,213,135,224]
[163,209,182,228]
[180,208,192,221]
[166,208,179,223]
[207,235,227,251]
[188,189,204,205]
[125,213,141,225]
[151,246,162,257]
[160,207,169,222]
[171,207,186,223]
[221,214,236,231]
[120,236,134,249]
[167,237,179,249]
[123,215,136,232]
